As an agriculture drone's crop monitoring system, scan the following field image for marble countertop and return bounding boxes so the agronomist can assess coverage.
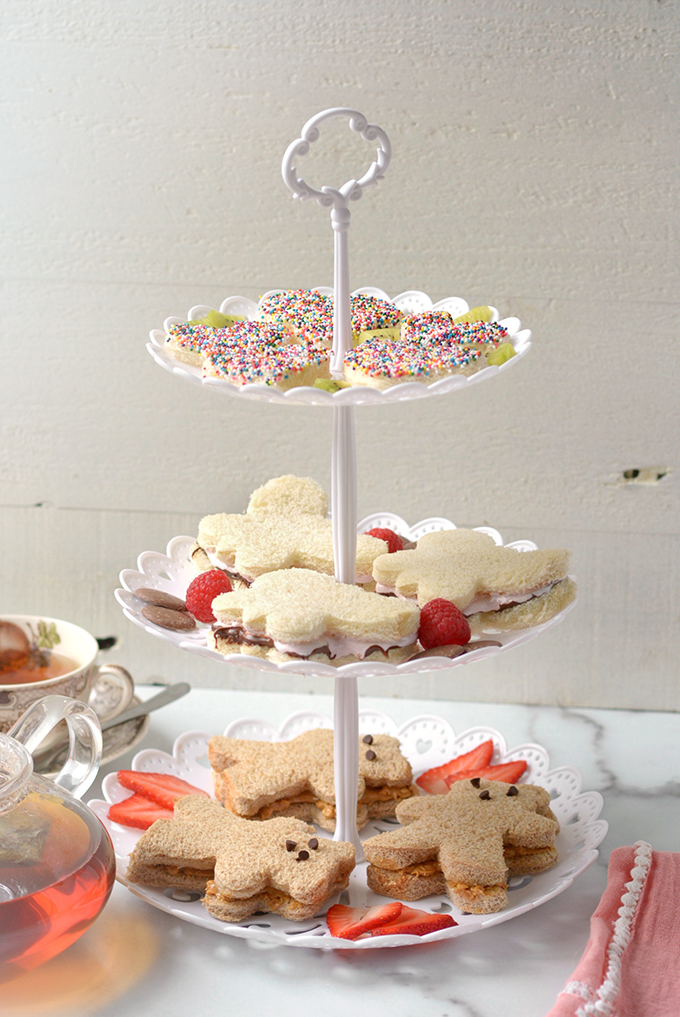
[4,687,679,1017]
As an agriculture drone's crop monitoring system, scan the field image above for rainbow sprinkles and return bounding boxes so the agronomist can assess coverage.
[162,290,517,391]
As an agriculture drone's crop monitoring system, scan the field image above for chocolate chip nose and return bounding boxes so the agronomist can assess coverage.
[295,850,310,862]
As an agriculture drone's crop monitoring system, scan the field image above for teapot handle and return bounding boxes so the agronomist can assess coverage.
[7,695,103,798]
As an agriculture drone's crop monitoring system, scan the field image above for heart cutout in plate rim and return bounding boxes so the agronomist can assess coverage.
[415,739,433,754]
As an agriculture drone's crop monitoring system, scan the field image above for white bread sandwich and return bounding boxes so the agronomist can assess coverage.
[372,528,576,633]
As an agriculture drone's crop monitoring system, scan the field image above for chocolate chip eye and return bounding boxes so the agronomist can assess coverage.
[470,777,481,788]
[295,850,310,862]
[285,840,296,851]
[507,786,519,797]
[365,749,377,761]
[479,790,491,800]
[308,838,319,850]
[362,734,374,744]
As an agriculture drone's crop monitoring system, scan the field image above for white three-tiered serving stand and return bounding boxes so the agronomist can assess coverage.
[107,109,602,949]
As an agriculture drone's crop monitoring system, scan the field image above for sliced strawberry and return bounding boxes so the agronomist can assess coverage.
[371,905,457,937]
[117,770,209,810]
[449,760,528,785]
[326,902,403,940]
[416,739,495,793]
[108,793,174,830]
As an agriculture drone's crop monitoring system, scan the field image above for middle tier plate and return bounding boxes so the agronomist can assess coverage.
[116,515,577,679]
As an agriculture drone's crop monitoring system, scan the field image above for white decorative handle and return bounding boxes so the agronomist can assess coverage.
[281,107,391,210]
[282,108,392,374]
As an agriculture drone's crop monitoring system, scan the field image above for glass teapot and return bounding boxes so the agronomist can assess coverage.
[0,695,115,981]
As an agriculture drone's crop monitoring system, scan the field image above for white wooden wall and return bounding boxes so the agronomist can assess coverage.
[1,0,678,709]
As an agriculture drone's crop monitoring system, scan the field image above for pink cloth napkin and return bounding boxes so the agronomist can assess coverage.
[546,842,680,1017]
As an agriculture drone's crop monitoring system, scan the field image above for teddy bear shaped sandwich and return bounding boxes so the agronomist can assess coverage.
[371,528,576,633]
[362,777,559,915]
[126,795,356,923]
[193,474,388,587]
[208,728,419,832]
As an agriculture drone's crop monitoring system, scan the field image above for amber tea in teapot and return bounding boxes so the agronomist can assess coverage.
[0,694,114,981]
[0,781,115,980]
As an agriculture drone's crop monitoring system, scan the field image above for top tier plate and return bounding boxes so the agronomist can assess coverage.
[147,287,532,407]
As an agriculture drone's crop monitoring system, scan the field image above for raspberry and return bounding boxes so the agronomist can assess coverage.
[364,527,404,554]
[185,570,232,623]
[418,598,471,649]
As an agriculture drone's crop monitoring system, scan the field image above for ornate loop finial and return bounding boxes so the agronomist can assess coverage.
[281,107,391,210]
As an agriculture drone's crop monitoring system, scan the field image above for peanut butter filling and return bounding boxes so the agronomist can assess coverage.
[159,863,213,879]
[449,881,505,900]
[504,844,552,859]
[205,880,306,910]
[254,783,416,820]
[403,859,441,877]
[360,784,418,805]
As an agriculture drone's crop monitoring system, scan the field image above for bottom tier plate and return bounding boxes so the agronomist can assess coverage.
[88,709,606,950]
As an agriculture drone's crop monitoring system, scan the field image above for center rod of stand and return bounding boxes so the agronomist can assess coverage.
[333,675,362,857]
[331,404,362,853]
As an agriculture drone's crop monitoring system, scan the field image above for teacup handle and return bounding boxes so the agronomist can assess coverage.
[88,663,135,722]
[8,694,102,798]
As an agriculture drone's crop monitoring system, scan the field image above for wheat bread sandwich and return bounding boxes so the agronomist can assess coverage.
[363,778,559,915]
[208,728,418,832]
[209,568,420,666]
[372,528,576,633]
[193,475,387,586]
[126,795,355,922]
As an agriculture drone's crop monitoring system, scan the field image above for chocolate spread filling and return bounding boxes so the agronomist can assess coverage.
[212,626,397,661]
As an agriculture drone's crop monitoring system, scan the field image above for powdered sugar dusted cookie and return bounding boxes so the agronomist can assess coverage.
[126,795,355,922]
[210,568,420,665]
[363,778,559,914]
[372,528,575,633]
[209,728,418,832]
